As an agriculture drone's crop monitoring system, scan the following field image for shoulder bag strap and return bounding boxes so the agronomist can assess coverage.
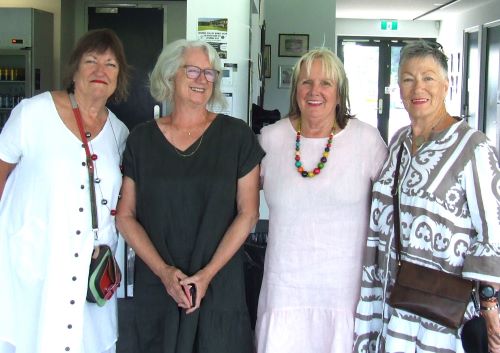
[69,93,99,238]
[391,143,405,265]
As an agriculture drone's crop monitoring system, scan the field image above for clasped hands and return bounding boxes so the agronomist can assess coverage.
[158,264,210,314]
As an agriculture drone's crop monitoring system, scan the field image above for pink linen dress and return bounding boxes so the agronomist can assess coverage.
[255,117,387,353]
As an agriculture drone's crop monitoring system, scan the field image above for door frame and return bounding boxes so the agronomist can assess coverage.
[462,25,484,131]
[484,19,500,151]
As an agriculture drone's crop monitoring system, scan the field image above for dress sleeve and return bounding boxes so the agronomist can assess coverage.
[257,132,267,184]
[0,100,26,164]
[237,121,265,179]
[122,131,138,182]
[368,129,388,182]
[462,140,500,281]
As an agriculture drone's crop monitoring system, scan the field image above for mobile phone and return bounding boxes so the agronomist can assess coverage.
[189,284,196,308]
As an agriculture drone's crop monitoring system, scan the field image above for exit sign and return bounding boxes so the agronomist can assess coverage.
[381,20,398,30]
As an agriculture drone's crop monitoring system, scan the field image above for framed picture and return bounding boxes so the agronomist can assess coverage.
[263,45,271,78]
[278,33,309,57]
[278,65,294,89]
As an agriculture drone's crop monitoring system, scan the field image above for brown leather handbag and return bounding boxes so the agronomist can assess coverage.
[388,143,474,329]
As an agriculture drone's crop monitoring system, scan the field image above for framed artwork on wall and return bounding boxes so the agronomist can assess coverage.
[278,65,294,88]
[278,33,309,57]
[263,45,271,78]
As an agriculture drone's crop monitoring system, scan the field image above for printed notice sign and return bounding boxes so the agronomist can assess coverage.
[198,18,228,59]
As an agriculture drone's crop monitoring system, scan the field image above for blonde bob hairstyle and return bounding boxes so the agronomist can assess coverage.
[288,47,353,129]
[149,39,226,109]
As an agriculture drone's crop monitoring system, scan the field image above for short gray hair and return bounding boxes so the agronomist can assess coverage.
[399,40,448,79]
[149,39,226,108]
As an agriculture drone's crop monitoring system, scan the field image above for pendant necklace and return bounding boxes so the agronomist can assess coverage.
[294,120,334,178]
[413,113,448,150]
[173,134,204,158]
[169,115,208,158]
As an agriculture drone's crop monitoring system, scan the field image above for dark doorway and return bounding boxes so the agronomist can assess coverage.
[88,6,164,130]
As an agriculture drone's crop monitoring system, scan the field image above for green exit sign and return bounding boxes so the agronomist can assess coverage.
[381,20,398,30]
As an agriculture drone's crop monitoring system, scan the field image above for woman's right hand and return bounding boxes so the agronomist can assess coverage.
[157,264,191,309]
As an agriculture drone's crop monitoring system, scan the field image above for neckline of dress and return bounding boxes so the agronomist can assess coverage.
[287,117,348,140]
[407,116,462,147]
[155,113,220,153]
[50,91,111,145]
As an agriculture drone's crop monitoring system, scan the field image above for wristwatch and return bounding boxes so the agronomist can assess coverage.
[479,284,500,301]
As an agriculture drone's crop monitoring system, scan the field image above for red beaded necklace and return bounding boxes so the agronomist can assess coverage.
[294,120,334,178]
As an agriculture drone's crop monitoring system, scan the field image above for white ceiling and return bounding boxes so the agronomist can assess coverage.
[336,0,498,20]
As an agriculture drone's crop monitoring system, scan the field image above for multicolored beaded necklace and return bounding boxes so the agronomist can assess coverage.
[294,120,334,178]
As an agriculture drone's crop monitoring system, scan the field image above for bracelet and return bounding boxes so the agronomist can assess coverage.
[480,303,499,311]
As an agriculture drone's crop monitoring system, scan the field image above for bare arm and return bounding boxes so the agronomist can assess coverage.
[116,176,191,308]
[0,159,16,200]
[180,164,261,313]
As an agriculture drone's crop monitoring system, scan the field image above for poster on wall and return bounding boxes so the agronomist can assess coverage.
[198,18,228,59]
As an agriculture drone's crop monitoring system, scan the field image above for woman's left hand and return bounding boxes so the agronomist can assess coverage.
[179,268,213,314]
[482,306,500,352]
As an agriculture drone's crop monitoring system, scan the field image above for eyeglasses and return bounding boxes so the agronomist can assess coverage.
[183,65,219,83]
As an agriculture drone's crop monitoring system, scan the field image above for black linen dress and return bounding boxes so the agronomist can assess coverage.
[122,114,265,353]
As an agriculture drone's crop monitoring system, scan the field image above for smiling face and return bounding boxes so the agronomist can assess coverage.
[173,47,214,108]
[296,59,338,124]
[399,55,449,122]
[73,48,119,101]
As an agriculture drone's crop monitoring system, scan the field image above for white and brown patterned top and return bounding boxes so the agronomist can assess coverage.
[353,118,500,353]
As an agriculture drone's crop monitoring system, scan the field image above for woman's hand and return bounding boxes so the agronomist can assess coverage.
[157,264,191,309]
[481,303,500,352]
[179,268,213,314]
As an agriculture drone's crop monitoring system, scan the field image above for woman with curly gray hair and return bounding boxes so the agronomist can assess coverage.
[116,39,264,353]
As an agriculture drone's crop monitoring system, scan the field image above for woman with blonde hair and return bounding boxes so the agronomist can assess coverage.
[255,47,387,353]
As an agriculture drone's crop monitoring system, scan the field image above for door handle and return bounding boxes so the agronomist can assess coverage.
[378,99,383,114]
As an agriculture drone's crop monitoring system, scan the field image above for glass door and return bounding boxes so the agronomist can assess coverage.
[338,37,433,143]
[342,42,380,129]
[388,44,409,140]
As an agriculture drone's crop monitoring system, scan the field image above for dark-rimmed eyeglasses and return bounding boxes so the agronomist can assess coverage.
[183,65,219,83]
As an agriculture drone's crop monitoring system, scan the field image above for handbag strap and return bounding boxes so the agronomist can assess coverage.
[391,143,405,265]
[69,93,99,238]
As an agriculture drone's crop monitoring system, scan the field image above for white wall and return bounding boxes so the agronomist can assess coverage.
[438,0,500,115]
[439,1,500,50]
[186,0,251,122]
[263,0,336,116]
[166,2,187,44]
